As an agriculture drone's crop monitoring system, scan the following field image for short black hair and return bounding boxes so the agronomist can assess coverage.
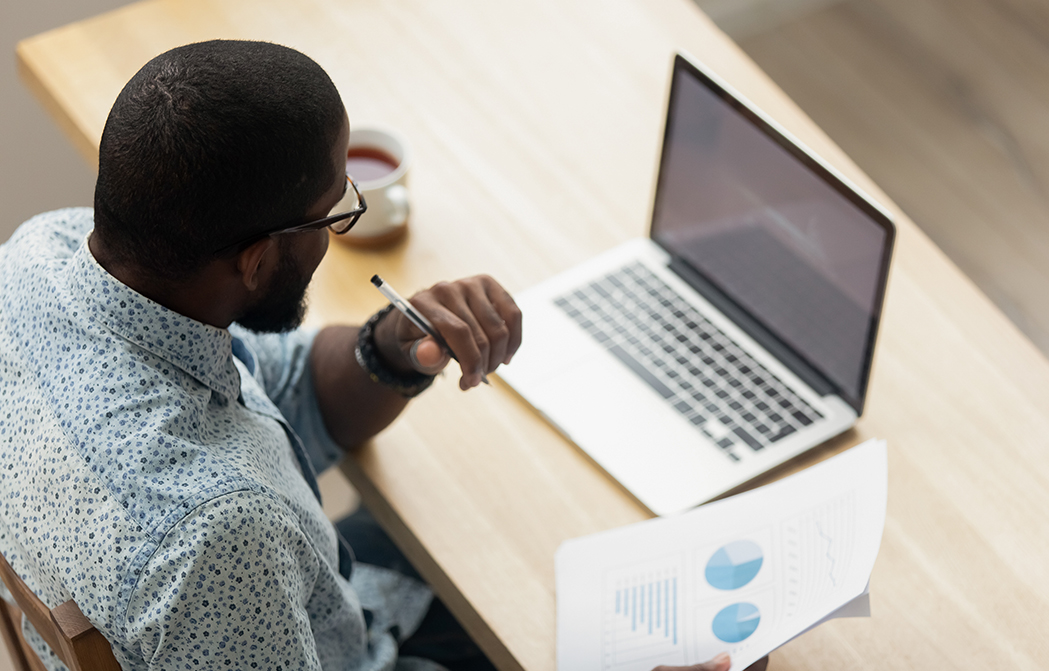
[93,40,345,280]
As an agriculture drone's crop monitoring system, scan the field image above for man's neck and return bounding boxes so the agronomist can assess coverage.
[88,233,240,330]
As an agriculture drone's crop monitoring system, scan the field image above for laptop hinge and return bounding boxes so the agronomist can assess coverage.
[667,255,839,401]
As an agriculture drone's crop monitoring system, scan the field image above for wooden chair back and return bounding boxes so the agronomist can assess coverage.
[0,552,120,671]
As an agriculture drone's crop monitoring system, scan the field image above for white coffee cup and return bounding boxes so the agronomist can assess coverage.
[335,126,412,247]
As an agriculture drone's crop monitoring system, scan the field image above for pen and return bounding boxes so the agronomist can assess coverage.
[371,275,490,385]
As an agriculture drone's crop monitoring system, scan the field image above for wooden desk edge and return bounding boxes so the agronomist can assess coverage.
[339,455,526,671]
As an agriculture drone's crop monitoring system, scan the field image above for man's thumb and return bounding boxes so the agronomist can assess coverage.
[408,337,450,373]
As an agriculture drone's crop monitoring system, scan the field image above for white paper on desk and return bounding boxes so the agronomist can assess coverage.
[556,439,887,671]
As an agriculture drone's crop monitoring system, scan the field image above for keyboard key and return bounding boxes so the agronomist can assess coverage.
[732,427,763,451]
[607,344,674,399]
[792,411,814,427]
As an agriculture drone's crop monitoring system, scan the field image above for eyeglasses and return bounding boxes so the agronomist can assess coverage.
[215,175,367,255]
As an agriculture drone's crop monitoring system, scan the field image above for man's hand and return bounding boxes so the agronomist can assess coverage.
[373,275,523,389]
[653,654,769,671]
[312,274,520,449]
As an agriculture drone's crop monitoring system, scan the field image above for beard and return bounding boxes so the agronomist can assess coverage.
[234,239,313,333]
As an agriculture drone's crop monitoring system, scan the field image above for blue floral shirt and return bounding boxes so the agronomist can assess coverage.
[0,209,436,671]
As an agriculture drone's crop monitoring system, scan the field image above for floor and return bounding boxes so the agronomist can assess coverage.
[0,0,127,244]
[723,0,1049,354]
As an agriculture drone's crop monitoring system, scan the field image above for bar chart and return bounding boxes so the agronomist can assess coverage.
[613,577,677,641]
[602,560,683,670]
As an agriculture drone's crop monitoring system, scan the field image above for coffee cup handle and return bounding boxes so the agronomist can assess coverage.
[385,184,410,226]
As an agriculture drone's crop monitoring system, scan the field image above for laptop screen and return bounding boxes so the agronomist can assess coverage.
[651,55,894,412]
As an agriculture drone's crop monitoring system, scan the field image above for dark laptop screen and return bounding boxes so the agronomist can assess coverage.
[651,55,894,412]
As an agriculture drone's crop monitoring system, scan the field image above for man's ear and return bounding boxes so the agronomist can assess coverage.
[236,237,277,292]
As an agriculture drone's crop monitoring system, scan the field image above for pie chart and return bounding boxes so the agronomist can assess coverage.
[705,540,763,590]
[712,602,760,643]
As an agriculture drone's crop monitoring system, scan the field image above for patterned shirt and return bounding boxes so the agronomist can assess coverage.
[0,209,436,671]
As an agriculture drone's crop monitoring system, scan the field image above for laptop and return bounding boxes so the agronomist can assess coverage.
[498,52,895,516]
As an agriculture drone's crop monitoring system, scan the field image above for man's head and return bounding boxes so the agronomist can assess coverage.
[92,39,349,331]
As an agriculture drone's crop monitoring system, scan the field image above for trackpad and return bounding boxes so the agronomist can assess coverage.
[522,348,734,514]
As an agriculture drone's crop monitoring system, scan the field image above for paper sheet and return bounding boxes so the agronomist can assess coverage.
[556,439,887,671]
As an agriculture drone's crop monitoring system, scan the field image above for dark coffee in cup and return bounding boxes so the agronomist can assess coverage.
[335,126,412,247]
[346,147,399,183]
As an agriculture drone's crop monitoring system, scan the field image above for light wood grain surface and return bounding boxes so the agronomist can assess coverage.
[16,0,1049,669]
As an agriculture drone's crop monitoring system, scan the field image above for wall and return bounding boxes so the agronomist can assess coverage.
[0,0,129,244]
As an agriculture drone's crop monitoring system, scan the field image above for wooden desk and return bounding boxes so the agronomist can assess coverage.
[17,1,1049,669]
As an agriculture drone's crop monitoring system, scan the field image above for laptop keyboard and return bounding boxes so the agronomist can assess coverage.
[554,262,824,460]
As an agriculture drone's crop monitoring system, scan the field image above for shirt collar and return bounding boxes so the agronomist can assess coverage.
[69,235,242,401]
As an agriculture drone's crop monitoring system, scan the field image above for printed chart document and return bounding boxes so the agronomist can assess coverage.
[556,439,887,671]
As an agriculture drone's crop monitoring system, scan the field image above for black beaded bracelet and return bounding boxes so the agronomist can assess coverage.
[354,304,436,398]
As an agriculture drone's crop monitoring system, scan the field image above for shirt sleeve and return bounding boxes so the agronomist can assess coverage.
[229,326,345,475]
[122,491,339,671]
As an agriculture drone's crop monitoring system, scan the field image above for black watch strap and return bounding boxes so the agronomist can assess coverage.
[354,304,436,398]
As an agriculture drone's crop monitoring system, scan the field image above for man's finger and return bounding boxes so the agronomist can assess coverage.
[410,289,487,388]
[408,337,450,373]
[652,652,731,671]
[399,275,522,389]
[480,275,523,365]
[429,282,493,379]
[465,281,511,373]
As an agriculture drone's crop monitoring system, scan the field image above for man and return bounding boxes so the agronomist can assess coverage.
[0,40,755,671]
